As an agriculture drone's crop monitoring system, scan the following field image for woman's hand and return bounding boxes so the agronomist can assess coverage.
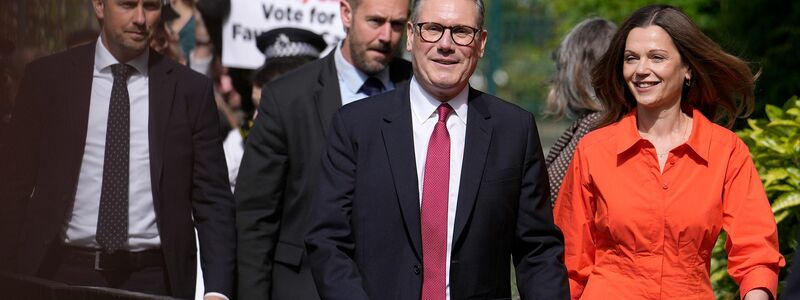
[743,288,771,300]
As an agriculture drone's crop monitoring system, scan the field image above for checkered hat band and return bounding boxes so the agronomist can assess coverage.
[264,42,321,58]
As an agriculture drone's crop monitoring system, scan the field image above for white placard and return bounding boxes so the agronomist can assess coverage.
[222,0,345,69]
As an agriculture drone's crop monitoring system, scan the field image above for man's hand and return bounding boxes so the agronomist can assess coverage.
[204,294,228,300]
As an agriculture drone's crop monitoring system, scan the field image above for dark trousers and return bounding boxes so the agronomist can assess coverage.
[37,244,171,297]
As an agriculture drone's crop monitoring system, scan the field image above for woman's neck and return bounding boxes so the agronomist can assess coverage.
[636,102,686,138]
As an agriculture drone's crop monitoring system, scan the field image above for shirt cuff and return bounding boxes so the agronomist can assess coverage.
[204,292,229,300]
[738,266,778,300]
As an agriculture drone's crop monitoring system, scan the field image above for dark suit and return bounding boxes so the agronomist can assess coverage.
[305,83,569,300]
[235,51,412,299]
[783,231,800,299]
[0,42,235,299]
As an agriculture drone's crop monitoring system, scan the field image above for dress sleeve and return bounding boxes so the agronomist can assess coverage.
[553,145,596,300]
[722,138,786,299]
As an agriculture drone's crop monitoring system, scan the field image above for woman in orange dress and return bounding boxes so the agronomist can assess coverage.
[553,4,785,300]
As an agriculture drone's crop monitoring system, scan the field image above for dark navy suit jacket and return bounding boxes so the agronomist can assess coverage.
[305,82,569,300]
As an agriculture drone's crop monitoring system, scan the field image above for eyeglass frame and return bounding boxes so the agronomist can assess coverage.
[412,22,482,46]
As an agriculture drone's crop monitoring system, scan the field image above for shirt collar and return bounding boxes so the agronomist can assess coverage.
[615,107,711,163]
[683,108,711,162]
[333,41,391,94]
[94,35,149,76]
[409,76,468,125]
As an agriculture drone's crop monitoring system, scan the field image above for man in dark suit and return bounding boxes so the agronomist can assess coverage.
[234,0,412,298]
[0,0,234,299]
[304,0,569,299]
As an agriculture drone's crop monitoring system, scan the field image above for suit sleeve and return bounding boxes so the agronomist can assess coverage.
[552,143,596,300]
[190,77,236,296]
[781,230,800,298]
[721,138,784,299]
[513,113,570,300]
[234,84,288,299]
[305,110,369,300]
[0,61,41,271]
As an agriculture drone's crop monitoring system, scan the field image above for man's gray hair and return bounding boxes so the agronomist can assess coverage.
[410,0,485,28]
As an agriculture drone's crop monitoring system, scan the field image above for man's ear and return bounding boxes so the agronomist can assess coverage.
[92,0,105,21]
[406,22,414,52]
[340,0,353,32]
[477,30,488,58]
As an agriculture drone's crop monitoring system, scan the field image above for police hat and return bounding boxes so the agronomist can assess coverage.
[255,27,328,59]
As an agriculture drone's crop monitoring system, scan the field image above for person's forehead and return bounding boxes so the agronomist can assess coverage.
[357,0,409,13]
[416,0,478,24]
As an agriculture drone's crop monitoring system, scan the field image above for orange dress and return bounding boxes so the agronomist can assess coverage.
[553,109,785,299]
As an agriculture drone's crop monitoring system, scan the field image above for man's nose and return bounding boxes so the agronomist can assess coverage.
[436,28,454,50]
[377,22,392,43]
[132,5,146,26]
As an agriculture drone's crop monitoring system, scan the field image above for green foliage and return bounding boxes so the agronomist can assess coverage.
[711,1,800,124]
[542,0,718,39]
[711,96,800,298]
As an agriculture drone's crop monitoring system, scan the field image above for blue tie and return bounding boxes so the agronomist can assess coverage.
[358,77,385,97]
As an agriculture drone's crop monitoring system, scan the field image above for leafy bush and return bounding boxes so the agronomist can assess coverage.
[712,96,800,299]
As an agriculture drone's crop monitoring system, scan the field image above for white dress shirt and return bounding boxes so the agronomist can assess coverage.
[333,42,395,106]
[65,36,160,251]
[409,77,469,300]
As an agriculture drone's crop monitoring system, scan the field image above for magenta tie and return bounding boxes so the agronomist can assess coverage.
[421,103,453,300]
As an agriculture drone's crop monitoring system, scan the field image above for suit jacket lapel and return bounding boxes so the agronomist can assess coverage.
[453,88,492,246]
[147,51,176,207]
[381,83,423,260]
[314,52,342,136]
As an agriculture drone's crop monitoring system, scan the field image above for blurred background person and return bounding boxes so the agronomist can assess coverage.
[167,0,197,63]
[249,28,328,120]
[554,4,784,300]
[152,2,186,63]
[223,27,327,191]
[543,17,616,207]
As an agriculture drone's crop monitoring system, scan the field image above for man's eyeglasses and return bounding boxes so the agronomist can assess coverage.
[414,22,481,46]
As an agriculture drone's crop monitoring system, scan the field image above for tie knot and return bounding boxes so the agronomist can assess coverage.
[358,77,386,97]
[436,103,453,123]
[111,63,134,80]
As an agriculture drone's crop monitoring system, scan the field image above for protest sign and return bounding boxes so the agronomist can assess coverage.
[222,0,344,69]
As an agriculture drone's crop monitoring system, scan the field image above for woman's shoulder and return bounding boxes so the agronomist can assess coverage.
[693,110,746,150]
[575,119,621,151]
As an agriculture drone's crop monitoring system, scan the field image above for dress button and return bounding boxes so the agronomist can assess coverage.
[413,264,421,275]
[662,184,668,190]
[669,160,675,165]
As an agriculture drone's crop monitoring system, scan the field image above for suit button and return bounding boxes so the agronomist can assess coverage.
[413,264,421,275]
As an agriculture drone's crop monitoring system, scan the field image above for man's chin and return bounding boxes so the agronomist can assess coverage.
[358,59,390,76]
[123,42,148,53]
